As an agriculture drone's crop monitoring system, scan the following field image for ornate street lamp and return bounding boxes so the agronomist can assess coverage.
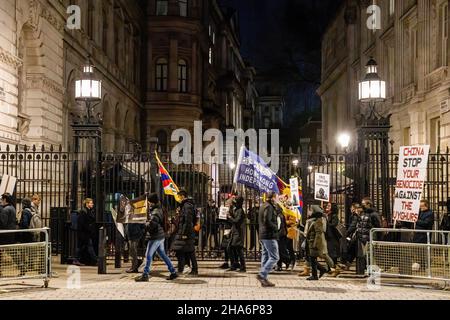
[75,57,102,122]
[337,132,351,151]
[358,58,386,116]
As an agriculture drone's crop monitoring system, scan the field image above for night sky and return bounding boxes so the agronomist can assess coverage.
[219,0,344,128]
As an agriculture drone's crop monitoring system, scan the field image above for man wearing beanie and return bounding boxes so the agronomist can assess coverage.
[135,193,178,282]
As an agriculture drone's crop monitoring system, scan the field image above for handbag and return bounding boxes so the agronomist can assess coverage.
[335,223,346,239]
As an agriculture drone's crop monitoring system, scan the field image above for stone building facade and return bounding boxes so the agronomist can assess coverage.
[0,0,256,153]
[318,0,450,154]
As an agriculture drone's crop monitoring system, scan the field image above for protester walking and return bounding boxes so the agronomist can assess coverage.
[171,190,198,277]
[285,204,299,271]
[248,202,260,250]
[257,192,280,287]
[276,203,291,271]
[341,203,361,270]
[77,198,98,266]
[355,198,381,275]
[306,205,330,280]
[135,193,178,281]
[227,196,246,272]
[325,202,341,277]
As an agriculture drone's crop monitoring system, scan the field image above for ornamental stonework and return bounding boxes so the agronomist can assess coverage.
[0,47,23,69]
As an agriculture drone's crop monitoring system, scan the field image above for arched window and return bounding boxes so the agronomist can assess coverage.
[155,58,168,91]
[178,59,188,93]
[156,0,168,15]
[179,0,188,17]
[156,130,168,153]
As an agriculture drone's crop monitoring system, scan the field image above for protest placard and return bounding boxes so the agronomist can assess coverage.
[314,173,330,202]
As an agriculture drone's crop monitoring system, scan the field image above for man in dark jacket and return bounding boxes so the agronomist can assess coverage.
[18,198,33,243]
[0,193,17,245]
[257,192,280,287]
[135,193,178,282]
[170,190,199,276]
[77,198,98,266]
[276,203,290,271]
[411,199,434,271]
[227,196,246,272]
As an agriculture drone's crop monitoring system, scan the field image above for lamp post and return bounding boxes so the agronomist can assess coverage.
[357,58,391,221]
[71,56,105,274]
[337,132,351,153]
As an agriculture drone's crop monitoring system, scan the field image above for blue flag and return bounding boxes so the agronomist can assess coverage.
[233,146,280,194]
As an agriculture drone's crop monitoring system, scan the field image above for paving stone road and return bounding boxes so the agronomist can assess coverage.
[0,260,449,300]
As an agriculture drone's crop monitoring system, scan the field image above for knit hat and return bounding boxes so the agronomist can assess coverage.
[148,193,159,204]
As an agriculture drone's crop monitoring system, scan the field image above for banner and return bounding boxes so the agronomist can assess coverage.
[289,177,300,207]
[0,174,17,195]
[393,145,430,223]
[314,173,330,202]
[233,146,280,194]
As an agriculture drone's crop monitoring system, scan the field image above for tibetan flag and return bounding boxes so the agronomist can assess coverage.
[155,152,182,203]
[277,175,303,215]
[276,176,288,194]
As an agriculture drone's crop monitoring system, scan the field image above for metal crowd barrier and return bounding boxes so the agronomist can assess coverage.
[368,228,450,281]
[0,228,52,288]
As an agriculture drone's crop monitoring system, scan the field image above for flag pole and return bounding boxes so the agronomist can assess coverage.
[232,146,245,192]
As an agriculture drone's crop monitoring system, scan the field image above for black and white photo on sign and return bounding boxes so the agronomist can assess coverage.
[218,205,229,220]
[289,177,300,207]
[314,173,330,202]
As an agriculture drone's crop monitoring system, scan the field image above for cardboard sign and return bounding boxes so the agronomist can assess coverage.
[314,173,330,202]
[393,145,430,223]
[218,206,229,220]
[0,174,17,195]
[289,177,300,207]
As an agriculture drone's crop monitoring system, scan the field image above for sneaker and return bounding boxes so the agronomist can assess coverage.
[167,273,178,281]
[261,279,275,287]
[256,274,265,281]
[135,274,149,282]
[183,266,191,275]
[306,276,319,281]
[126,268,139,274]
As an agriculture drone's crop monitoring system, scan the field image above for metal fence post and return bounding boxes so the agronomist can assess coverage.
[427,232,432,278]
[98,227,107,274]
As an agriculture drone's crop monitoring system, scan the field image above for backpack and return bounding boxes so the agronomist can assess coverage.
[18,208,32,229]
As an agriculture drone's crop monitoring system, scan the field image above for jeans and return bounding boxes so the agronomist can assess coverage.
[259,239,279,279]
[143,238,176,275]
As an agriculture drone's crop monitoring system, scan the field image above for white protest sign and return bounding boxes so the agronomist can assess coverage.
[218,206,229,220]
[0,174,17,195]
[314,173,330,202]
[393,145,430,223]
[289,177,300,207]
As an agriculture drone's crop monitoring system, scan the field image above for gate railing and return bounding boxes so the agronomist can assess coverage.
[368,228,450,281]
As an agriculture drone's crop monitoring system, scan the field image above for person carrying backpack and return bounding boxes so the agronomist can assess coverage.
[18,198,33,243]
[135,193,178,282]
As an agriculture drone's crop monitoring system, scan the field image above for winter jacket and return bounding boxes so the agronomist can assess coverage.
[278,211,288,238]
[286,214,299,240]
[18,206,33,243]
[77,207,96,244]
[0,204,17,245]
[147,204,166,241]
[306,212,327,258]
[171,198,196,252]
[346,213,359,239]
[228,206,246,247]
[356,208,381,244]
[413,209,434,244]
[326,212,341,259]
[259,201,279,240]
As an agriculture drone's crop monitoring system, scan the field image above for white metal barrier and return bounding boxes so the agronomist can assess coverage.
[368,228,450,281]
[0,228,51,288]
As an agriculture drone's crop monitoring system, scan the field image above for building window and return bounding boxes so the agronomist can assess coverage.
[430,117,441,152]
[403,127,411,146]
[440,3,448,66]
[209,47,213,65]
[178,59,188,92]
[155,58,168,91]
[179,0,188,17]
[156,0,168,16]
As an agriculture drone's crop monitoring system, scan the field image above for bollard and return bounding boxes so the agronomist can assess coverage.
[115,229,122,268]
[98,227,107,274]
